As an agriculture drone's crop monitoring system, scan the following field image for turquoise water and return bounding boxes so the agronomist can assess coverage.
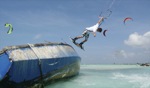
[46,65,150,88]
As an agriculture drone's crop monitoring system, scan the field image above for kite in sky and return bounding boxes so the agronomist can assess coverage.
[5,23,13,34]
[103,30,108,37]
[123,17,133,24]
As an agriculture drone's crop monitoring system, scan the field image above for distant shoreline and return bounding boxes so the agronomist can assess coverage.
[81,63,150,66]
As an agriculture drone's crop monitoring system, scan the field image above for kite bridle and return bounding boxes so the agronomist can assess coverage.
[99,9,112,19]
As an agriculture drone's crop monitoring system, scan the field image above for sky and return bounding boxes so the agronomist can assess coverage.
[0,0,150,64]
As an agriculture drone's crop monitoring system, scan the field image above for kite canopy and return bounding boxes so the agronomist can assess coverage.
[103,30,108,37]
[5,23,13,34]
[123,17,133,24]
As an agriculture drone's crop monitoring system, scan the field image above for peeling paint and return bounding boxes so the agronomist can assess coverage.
[8,45,78,61]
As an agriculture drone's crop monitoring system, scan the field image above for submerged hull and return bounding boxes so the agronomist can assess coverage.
[0,42,81,87]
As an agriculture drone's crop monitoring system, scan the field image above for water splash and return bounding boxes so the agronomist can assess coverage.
[113,73,150,88]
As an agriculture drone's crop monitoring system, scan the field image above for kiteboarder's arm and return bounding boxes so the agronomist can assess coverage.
[98,16,104,24]
[92,32,96,37]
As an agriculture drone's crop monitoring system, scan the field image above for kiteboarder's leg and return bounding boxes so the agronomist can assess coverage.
[79,33,89,47]
[72,35,84,43]
[72,29,87,43]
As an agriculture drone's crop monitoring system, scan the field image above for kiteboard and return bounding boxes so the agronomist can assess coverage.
[69,37,84,50]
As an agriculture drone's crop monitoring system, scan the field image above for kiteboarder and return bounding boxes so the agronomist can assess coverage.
[71,16,105,48]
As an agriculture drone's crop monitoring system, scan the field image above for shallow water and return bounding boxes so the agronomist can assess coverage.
[45,65,150,88]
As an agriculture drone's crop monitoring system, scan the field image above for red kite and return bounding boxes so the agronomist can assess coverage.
[124,17,133,24]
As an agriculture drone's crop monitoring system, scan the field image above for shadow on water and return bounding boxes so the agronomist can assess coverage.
[0,79,44,88]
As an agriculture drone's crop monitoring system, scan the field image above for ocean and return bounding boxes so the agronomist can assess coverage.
[45,65,150,88]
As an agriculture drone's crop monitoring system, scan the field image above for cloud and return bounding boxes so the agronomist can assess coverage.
[124,31,150,49]
[114,50,135,59]
[114,50,127,58]
[33,34,42,40]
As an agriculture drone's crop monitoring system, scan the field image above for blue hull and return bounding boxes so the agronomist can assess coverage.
[8,56,80,83]
[0,53,12,81]
[0,42,81,87]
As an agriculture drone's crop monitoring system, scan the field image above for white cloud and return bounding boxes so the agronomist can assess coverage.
[114,50,135,59]
[34,34,42,40]
[124,31,150,49]
[114,50,127,58]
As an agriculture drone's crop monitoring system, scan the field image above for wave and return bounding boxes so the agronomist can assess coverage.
[112,72,150,88]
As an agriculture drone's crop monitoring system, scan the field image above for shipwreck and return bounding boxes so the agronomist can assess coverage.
[0,42,81,87]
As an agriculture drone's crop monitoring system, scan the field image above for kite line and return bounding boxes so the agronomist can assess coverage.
[99,0,116,18]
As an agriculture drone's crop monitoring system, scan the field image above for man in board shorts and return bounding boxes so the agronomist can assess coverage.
[72,16,105,48]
